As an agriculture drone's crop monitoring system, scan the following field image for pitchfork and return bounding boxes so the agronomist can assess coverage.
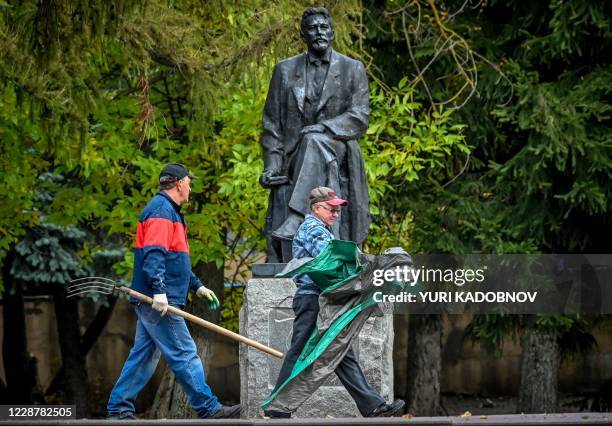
[67,277,283,359]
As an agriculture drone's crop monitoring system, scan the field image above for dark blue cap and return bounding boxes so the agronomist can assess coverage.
[159,163,196,184]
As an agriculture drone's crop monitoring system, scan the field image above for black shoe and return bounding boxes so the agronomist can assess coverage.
[106,412,137,420]
[206,404,241,419]
[264,409,291,418]
[366,399,405,417]
[271,214,303,240]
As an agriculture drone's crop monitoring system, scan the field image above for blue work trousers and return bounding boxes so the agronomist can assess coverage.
[107,302,221,418]
[273,294,384,416]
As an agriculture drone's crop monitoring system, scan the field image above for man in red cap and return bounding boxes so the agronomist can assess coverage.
[265,187,404,418]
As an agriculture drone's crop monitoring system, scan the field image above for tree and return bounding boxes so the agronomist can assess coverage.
[10,219,91,416]
[361,0,611,414]
[454,0,610,412]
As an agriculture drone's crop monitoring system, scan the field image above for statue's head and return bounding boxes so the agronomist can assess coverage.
[300,6,334,55]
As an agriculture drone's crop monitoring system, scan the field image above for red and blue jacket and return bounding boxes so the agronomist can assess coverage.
[131,192,202,307]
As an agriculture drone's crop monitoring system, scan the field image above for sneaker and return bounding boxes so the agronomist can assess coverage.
[263,409,292,418]
[106,412,137,420]
[366,399,405,417]
[206,404,241,419]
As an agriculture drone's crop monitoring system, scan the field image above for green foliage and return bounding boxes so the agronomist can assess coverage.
[467,314,597,360]
[555,318,598,360]
[12,221,88,286]
[358,0,610,358]
[1,1,609,359]
[365,81,468,194]
[363,81,468,252]
[220,285,245,332]
[465,314,521,357]
[0,1,362,297]
[440,0,610,353]
[0,1,469,300]
[6,172,126,300]
[489,64,612,251]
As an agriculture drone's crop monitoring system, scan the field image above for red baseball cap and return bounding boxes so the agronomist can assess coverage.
[309,186,348,207]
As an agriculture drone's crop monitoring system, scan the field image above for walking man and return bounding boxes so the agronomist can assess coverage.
[264,187,404,418]
[107,163,240,420]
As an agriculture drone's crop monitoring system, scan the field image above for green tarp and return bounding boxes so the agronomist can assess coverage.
[262,240,412,412]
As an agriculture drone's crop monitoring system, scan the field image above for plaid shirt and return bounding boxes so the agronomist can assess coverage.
[292,214,334,295]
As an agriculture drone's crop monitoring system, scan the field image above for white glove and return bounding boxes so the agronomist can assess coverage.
[152,293,169,316]
[196,286,220,310]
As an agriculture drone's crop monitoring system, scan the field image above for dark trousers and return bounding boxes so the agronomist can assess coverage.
[273,294,385,416]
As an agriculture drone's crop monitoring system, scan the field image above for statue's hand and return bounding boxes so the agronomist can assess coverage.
[259,168,280,189]
[300,123,326,136]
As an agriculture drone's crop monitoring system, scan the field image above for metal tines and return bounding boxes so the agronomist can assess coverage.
[67,276,119,298]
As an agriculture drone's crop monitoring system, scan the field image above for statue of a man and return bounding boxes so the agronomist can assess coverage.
[259,6,370,262]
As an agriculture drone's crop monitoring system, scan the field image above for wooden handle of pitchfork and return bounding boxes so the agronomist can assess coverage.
[119,287,284,359]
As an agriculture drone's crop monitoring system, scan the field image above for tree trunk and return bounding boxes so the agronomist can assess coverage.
[2,249,37,404]
[52,285,90,417]
[518,327,559,413]
[393,315,409,400]
[151,261,224,419]
[406,314,442,416]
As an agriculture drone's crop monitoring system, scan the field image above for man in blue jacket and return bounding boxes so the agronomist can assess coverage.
[265,187,404,418]
[107,163,240,420]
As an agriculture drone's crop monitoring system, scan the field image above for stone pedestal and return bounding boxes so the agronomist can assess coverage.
[239,277,394,418]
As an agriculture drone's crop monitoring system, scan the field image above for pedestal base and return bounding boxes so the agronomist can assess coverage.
[239,277,394,418]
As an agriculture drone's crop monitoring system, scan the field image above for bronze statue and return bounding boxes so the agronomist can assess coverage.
[259,6,370,262]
